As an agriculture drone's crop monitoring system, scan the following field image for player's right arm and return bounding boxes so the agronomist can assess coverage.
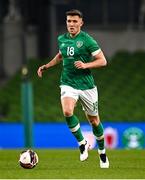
[37,52,62,78]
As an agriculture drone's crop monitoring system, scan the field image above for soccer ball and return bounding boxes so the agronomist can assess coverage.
[19,149,38,169]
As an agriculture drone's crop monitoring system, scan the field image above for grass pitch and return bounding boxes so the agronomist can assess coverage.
[0,149,144,179]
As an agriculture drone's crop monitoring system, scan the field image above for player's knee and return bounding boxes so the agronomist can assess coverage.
[63,109,73,117]
[90,119,97,126]
[89,117,100,126]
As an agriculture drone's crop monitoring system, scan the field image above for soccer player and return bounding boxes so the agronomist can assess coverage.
[37,9,109,168]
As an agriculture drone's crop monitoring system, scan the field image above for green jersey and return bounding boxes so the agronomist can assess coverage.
[58,31,100,90]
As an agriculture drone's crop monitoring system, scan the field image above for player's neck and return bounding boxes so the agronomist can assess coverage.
[70,30,81,38]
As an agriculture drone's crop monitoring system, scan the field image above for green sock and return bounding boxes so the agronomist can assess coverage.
[92,122,104,150]
[65,115,84,142]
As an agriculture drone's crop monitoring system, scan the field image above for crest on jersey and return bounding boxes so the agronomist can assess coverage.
[76,41,83,48]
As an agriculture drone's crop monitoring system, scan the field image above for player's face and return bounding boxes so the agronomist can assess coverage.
[66,15,83,36]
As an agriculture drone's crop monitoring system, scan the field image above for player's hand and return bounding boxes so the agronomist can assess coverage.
[74,61,87,69]
[37,65,47,78]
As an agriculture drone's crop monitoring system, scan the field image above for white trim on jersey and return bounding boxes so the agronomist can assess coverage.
[91,49,101,56]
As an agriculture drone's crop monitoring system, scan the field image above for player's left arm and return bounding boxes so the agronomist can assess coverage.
[74,50,107,69]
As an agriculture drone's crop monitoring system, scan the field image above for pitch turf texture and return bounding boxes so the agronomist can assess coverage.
[0,149,144,179]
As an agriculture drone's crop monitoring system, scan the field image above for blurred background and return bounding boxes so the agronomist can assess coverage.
[0,0,145,149]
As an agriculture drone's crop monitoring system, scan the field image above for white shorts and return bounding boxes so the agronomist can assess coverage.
[60,85,98,116]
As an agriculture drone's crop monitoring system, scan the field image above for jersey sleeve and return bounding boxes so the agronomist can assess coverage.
[57,35,64,54]
[86,34,101,56]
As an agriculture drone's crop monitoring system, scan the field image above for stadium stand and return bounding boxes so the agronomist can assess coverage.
[0,51,145,122]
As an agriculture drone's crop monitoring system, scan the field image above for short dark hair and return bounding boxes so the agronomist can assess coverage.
[66,9,83,18]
